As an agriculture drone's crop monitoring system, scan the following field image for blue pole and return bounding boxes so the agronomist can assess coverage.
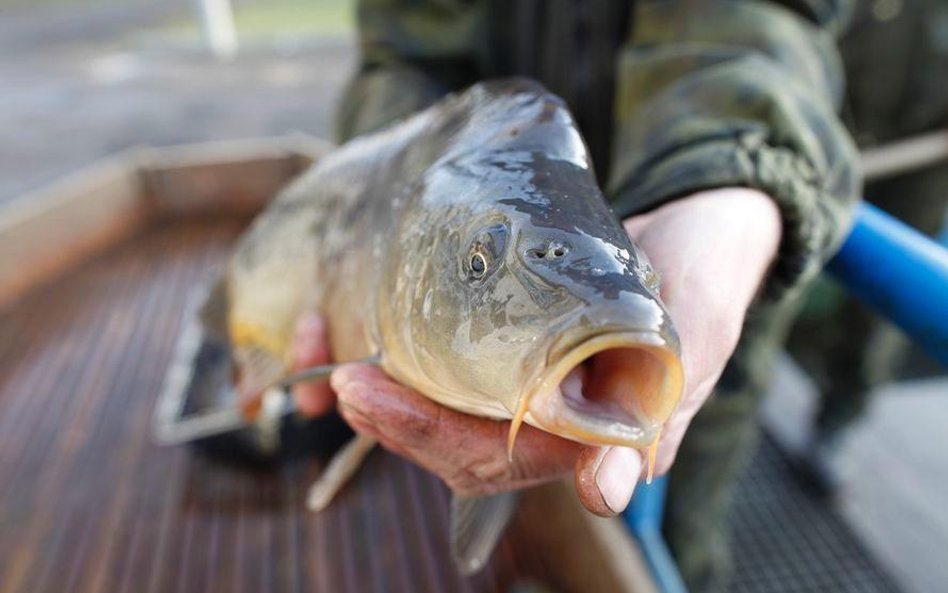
[623,477,689,593]
[625,202,948,593]
[826,202,948,366]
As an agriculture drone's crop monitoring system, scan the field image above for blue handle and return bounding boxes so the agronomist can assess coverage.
[826,202,948,366]
[623,477,689,593]
[626,202,948,593]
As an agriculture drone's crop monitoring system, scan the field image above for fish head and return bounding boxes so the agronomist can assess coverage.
[377,82,683,450]
[385,145,683,450]
[504,166,684,450]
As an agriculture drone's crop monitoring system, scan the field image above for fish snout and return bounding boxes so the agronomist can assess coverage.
[517,232,645,298]
[526,333,684,449]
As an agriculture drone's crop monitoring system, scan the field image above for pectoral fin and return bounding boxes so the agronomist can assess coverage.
[272,354,382,390]
[307,434,378,511]
[198,274,230,342]
[450,491,520,574]
[233,345,286,417]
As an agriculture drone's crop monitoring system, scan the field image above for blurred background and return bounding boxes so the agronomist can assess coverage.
[0,0,354,206]
[0,1,946,593]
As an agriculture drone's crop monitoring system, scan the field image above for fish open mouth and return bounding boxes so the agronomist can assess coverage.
[521,332,684,449]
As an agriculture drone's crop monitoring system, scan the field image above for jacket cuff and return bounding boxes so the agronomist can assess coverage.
[609,130,858,301]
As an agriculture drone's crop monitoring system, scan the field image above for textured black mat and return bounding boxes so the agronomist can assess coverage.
[729,435,904,593]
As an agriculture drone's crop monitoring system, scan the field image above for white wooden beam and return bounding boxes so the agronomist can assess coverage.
[195,0,238,59]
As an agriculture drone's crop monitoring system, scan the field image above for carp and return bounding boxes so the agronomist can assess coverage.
[205,79,684,572]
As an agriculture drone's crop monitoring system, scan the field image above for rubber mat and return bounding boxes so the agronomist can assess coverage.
[729,435,904,593]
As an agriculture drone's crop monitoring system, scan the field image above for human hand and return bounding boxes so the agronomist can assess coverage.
[293,187,780,515]
[620,188,781,483]
[287,315,585,495]
[288,313,337,417]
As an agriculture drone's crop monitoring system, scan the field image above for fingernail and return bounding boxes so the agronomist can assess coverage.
[329,368,353,392]
[595,447,642,513]
[334,379,369,409]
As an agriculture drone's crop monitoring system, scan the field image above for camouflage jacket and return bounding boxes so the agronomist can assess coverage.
[334,0,861,301]
[841,0,948,146]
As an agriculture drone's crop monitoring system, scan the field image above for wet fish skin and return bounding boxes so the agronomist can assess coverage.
[210,78,685,572]
[220,77,682,450]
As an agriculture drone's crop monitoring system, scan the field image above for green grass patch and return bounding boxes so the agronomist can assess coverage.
[153,0,354,44]
[233,0,353,38]
[0,0,117,6]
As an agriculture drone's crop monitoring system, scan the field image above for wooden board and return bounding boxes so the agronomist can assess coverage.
[0,154,148,310]
[0,136,328,310]
[140,136,328,219]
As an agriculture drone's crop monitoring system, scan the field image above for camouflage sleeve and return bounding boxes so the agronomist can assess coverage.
[607,0,861,300]
[333,0,484,142]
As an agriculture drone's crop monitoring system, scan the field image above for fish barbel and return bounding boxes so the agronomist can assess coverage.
[205,78,684,572]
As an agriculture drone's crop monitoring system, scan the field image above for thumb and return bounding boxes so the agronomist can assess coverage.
[574,445,643,516]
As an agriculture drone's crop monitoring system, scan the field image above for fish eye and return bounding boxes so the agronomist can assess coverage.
[463,222,508,283]
[469,251,488,277]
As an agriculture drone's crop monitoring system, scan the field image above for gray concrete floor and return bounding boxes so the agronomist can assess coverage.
[763,356,948,593]
[0,1,354,205]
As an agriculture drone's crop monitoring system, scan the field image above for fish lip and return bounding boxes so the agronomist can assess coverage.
[524,330,684,448]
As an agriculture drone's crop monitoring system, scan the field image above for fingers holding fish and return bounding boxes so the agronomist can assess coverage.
[622,187,782,477]
[574,446,645,516]
[332,363,588,498]
[290,312,337,417]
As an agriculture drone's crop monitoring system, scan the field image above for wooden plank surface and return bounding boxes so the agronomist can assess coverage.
[139,136,329,219]
[0,136,327,311]
[0,154,149,309]
[0,217,651,593]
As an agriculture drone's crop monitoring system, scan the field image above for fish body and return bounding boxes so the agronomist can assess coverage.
[209,78,684,570]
